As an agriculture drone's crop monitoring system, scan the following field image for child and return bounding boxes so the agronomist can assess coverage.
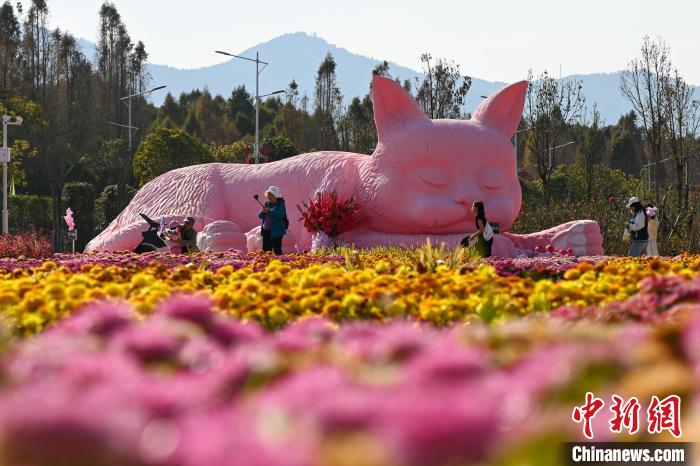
[162,220,182,254]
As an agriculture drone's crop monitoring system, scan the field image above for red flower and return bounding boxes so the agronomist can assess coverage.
[296,191,361,236]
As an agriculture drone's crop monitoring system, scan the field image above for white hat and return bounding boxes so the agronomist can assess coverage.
[626,196,639,208]
[265,186,282,198]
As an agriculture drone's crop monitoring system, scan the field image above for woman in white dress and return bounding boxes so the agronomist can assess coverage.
[646,205,659,256]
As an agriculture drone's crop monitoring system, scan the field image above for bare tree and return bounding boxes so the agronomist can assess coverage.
[523,69,586,204]
[662,69,699,211]
[414,53,471,119]
[620,35,672,203]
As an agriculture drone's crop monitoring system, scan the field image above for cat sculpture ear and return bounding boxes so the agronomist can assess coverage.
[471,81,528,138]
[372,75,429,141]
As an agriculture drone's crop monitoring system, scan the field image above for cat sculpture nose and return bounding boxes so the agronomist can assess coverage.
[456,198,478,210]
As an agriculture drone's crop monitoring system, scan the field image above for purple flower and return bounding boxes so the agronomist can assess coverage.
[52,300,131,338]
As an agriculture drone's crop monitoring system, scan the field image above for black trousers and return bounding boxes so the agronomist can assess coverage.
[261,228,283,255]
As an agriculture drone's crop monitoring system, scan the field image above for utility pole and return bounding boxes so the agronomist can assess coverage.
[108,85,166,152]
[1,115,22,235]
[215,50,283,163]
[255,52,260,163]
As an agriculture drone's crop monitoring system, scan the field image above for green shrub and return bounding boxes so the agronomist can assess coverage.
[133,128,212,186]
[95,184,137,231]
[8,194,52,234]
[62,182,96,252]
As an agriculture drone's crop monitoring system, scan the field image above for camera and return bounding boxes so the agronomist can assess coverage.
[253,194,259,200]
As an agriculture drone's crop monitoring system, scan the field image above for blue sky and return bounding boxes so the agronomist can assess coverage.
[43,0,700,83]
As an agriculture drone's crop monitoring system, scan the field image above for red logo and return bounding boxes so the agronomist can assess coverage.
[573,393,682,439]
[609,395,641,435]
[647,395,682,438]
[572,392,605,439]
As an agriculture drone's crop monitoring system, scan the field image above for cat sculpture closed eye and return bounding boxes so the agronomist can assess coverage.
[86,76,604,256]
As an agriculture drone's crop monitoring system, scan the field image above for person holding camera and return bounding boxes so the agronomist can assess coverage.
[257,186,287,255]
[174,216,199,254]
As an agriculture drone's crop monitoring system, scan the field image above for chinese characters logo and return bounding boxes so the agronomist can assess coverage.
[572,392,681,439]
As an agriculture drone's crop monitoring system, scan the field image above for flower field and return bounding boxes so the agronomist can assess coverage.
[0,250,699,465]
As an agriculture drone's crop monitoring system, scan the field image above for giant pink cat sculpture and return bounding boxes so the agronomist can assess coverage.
[86,76,604,256]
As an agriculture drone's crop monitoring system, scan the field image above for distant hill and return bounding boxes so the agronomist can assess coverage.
[77,32,699,124]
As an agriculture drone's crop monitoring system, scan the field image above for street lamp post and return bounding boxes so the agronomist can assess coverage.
[251,89,285,157]
[1,115,22,235]
[216,50,283,163]
[107,85,167,151]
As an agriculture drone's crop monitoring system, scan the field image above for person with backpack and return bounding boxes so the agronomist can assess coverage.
[258,186,288,255]
[461,200,494,258]
[624,197,648,257]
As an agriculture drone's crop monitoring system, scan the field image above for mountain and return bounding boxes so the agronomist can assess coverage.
[77,32,699,124]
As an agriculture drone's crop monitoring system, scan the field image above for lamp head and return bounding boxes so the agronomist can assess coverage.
[2,116,22,126]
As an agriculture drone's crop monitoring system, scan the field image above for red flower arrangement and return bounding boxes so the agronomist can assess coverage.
[297,191,361,236]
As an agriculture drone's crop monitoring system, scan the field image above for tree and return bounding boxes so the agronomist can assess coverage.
[608,112,645,175]
[156,115,177,129]
[192,90,237,143]
[183,109,202,137]
[576,105,605,201]
[0,1,20,90]
[0,96,44,192]
[286,79,299,108]
[97,2,132,139]
[274,101,305,149]
[234,113,254,136]
[62,182,96,251]
[95,184,136,230]
[96,2,149,146]
[125,40,150,150]
[159,92,184,126]
[414,53,472,119]
[662,69,699,212]
[91,138,125,188]
[226,85,255,134]
[341,95,375,153]
[314,53,342,149]
[620,36,672,203]
[132,128,212,186]
[523,69,586,204]
[372,60,390,78]
[258,97,279,133]
[46,31,95,251]
[261,136,299,162]
[210,141,250,163]
[22,0,50,99]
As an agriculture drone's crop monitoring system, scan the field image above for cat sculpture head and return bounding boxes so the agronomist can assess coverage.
[361,76,526,234]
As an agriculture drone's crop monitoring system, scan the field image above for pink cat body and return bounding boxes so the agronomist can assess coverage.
[86,76,603,256]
